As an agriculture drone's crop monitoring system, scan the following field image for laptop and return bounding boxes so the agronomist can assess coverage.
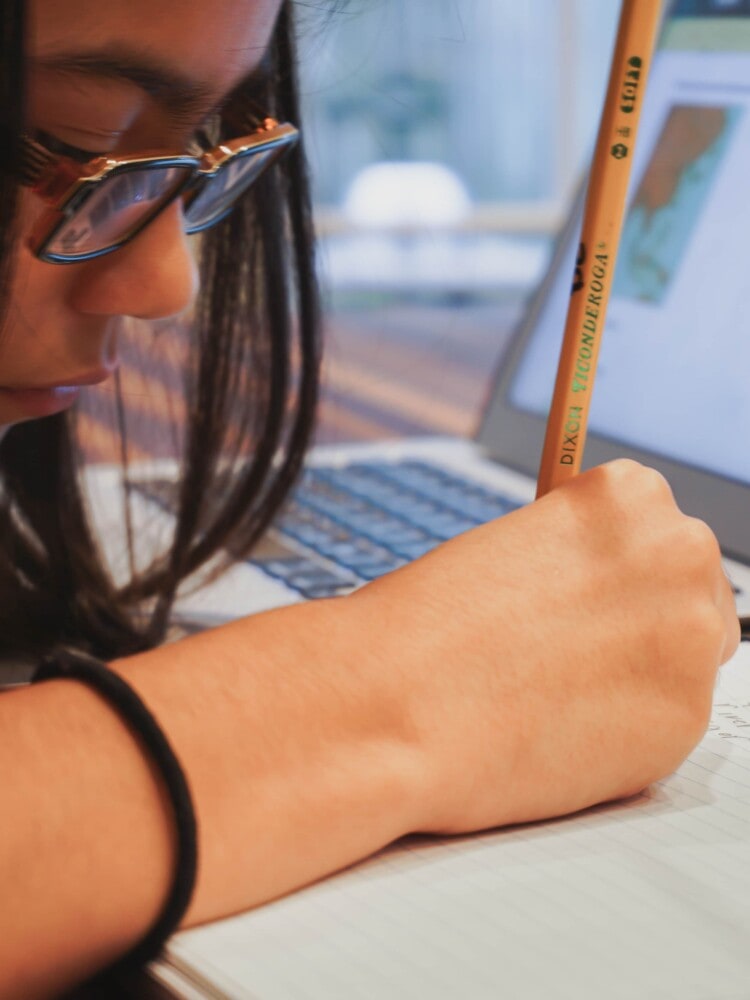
[133,0,750,627]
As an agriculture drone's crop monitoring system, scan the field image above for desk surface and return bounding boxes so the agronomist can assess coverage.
[78,298,524,462]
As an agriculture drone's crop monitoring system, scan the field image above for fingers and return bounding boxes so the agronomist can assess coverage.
[577,462,740,668]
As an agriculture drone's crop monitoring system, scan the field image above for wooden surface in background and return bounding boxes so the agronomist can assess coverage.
[80,298,526,461]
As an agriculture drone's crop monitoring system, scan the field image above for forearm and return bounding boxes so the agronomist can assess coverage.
[117,596,423,925]
[0,595,423,998]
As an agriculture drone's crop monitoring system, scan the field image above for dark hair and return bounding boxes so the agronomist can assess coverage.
[0,0,321,660]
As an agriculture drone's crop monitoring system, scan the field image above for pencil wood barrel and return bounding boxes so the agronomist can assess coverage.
[536,0,663,498]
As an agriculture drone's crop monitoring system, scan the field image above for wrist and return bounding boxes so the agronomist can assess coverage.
[343,585,441,836]
[116,593,429,916]
[315,591,431,841]
[348,568,524,837]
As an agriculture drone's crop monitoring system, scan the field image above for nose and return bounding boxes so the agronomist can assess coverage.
[68,199,200,320]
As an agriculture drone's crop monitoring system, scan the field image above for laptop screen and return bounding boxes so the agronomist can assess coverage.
[507,2,750,487]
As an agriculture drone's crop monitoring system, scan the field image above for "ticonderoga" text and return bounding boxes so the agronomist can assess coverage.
[571,252,609,394]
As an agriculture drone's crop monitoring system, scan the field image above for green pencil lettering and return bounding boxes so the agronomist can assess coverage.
[571,253,609,394]
[560,405,583,464]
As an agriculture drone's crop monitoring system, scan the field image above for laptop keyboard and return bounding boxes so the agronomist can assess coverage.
[134,462,750,613]
[260,461,523,599]
[134,460,524,601]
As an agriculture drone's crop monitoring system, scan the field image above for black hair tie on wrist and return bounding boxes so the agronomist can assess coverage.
[33,646,198,991]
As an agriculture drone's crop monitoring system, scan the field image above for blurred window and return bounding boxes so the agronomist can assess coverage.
[299,1,620,234]
[295,2,623,444]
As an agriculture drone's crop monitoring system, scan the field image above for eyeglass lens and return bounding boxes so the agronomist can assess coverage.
[45,164,193,260]
[44,141,287,260]
[184,147,281,231]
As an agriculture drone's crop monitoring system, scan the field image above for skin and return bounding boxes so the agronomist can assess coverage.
[0,1,741,997]
[1,0,280,426]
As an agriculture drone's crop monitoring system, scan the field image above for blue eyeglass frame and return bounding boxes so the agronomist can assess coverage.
[21,118,300,264]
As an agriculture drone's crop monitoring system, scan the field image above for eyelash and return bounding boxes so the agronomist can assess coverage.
[35,129,104,163]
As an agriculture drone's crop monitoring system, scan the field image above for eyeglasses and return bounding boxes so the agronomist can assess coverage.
[19,116,299,264]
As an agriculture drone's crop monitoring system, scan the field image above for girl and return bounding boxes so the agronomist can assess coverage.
[0,0,739,996]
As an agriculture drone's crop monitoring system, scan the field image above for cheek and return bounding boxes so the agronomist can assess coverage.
[2,197,75,352]
[7,249,71,328]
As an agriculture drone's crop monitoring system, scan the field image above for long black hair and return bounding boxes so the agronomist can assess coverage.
[0,0,322,661]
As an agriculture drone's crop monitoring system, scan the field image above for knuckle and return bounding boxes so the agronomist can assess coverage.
[639,465,674,500]
[601,460,673,500]
[680,516,721,566]
[601,458,643,483]
[582,459,639,501]
[681,600,732,678]
[687,598,724,641]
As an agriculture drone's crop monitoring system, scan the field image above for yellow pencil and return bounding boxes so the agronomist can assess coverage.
[536,0,663,498]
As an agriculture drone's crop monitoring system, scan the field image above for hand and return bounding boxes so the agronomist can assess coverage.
[351,459,739,834]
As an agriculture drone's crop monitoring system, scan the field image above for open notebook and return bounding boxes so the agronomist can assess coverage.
[147,649,750,1000]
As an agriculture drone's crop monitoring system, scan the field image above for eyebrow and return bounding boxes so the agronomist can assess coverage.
[33,46,268,125]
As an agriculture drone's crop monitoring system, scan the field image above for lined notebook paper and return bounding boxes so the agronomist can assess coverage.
[150,646,750,1000]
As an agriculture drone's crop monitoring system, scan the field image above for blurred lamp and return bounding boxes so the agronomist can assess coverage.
[342,161,472,228]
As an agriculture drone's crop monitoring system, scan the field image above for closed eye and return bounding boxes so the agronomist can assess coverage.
[34,129,107,163]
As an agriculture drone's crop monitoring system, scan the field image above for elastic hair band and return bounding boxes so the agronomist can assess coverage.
[33,646,197,987]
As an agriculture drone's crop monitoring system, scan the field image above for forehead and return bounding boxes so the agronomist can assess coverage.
[30,0,284,107]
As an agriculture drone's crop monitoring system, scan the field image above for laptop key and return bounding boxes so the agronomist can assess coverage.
[297,583,358,599]
[314,540,362,561]
[253,547,357,597]
[337,546,396,571]
[424,518,479,541]
[360,521,428,545]
[287,569,357,591]
[355,561,406,581]
[282,523,337,547]
[256,558,309,580]
[391,538,441,560]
